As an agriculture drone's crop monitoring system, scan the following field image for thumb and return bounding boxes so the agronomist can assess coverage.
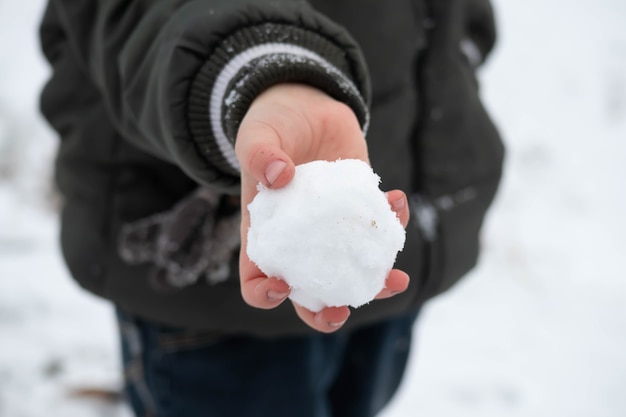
[236,122,296,310]
[235,121,296,191]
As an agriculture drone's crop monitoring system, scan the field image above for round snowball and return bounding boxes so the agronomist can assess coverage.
[246,159,405,312]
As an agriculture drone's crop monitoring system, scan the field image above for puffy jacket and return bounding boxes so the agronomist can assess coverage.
[39,0,504,336]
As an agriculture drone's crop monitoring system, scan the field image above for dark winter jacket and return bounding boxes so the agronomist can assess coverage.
[39,0,504,336]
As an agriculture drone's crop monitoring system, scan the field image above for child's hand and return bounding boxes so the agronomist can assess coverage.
[235,83,410,333]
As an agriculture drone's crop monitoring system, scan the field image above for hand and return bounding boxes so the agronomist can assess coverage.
[235,83,410,333]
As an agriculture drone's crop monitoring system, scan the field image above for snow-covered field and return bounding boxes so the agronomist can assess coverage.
[1,1,625,416]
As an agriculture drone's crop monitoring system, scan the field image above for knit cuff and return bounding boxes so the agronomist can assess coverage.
[188,23,370,177]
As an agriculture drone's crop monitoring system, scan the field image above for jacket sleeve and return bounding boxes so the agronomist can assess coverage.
[44,0,371,191]
[461,0,497,67]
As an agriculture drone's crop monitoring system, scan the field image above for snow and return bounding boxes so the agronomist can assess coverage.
[381,1,626,416]
[247,159,405,312]
[1,0,625,416]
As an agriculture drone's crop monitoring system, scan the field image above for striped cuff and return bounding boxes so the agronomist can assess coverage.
[188,23,370,177]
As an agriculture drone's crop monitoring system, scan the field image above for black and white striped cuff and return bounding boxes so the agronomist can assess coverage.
[188,23,370,178]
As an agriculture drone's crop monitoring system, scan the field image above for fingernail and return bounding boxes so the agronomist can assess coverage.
[265,160,287,186]
[267,290,289,302]
[391,195,406,211]
[328,320,347,328]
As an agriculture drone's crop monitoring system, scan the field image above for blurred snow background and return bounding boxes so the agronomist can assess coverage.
[0,0,625,416]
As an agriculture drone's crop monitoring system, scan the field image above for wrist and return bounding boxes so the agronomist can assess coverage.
[187,23,370,177]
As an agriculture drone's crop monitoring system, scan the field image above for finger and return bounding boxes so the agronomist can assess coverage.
[236,123,296,190]
[240,275,291,309]
[237,121,297,309]
[374,269,410,300]
[386,190,410,228]
[238,206,291,309]
[293,304,351,333]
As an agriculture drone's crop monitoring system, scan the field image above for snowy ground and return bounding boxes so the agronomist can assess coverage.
[1,1,625,416]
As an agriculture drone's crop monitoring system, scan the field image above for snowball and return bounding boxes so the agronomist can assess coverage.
[246,159,406,312]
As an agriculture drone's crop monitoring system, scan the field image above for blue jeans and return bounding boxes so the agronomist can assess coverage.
[116,308,419,417]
